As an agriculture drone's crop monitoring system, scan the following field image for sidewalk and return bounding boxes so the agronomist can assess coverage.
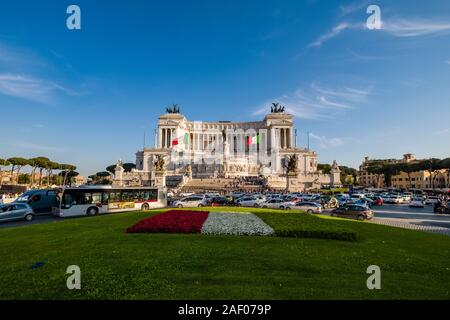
[371,217,450,236]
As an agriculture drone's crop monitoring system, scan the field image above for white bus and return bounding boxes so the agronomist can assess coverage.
[52,186,167,218]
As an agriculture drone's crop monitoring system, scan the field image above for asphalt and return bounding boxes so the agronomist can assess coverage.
[1,203,449,231]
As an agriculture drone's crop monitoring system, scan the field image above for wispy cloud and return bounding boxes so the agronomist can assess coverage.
[339,0,370,17]
[253,83,372,120]
[0,73,78,103]
[308,23,360,47]
[309,17,450,48]
[309,133,345,149]
[446,60,450,65]
[382,19,450,37]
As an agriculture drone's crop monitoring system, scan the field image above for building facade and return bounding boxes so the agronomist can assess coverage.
[359,153,449,190]
[359,154,416,188]
[114,108,341,191]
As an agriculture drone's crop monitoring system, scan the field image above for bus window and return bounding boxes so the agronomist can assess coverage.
[83,193,93,204]
[102,192,110,205]
[62,193,74,209]
[110,192,120,202]
[92,193,102,204]
[121,191,134,202]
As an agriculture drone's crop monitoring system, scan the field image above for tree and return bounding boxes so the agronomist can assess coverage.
[123,163,136,172]
[395,162,421,190]
[28,157,50,187]
[441,158,450,188]
[339,166,358,185]
[317,164,331,174]
[7,157,30,184]
[367,163,384,188]
[60,164,77,186]
[106,165,116,174]
[46,161,60,186]
[420,158,441,189]
[0,158,11,185]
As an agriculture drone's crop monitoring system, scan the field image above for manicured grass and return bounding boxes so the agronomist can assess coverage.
[256,212,360,242]
[0,207,449,299]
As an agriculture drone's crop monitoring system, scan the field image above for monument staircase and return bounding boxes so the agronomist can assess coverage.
[179,178,265,194]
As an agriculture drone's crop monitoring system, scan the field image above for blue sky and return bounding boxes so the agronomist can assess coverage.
[0,0,450,176]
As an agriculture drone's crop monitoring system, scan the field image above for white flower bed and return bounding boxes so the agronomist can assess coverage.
[201,212,275,236]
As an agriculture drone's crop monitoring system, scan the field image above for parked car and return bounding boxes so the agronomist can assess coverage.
[235,196,262,207]
[368,196,383,206]
[409,197,424,208]
[209,196,230,206]
[287,201,322,214]
[424,196,439,205]
[261,198,286,209]
[331,205,374,221]
[0,203,34,223]
[173,196,207,208]
[386,195,404,204]
[355,198,374,208]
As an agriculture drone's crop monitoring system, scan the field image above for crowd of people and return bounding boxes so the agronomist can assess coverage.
[0,193,19,205]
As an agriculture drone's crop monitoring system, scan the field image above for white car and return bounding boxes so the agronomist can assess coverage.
[261,198,287,209]
[424,196,439,205]
[173,196,207,208]
[389,195,404,204]
[236,197,262,207]
[287,201,322,214]
[409,197,424,208]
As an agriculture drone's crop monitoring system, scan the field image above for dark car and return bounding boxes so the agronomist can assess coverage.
[209,196,230,207]
[331,205,374,221]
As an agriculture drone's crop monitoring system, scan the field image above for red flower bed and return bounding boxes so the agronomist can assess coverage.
[127,210,209,234]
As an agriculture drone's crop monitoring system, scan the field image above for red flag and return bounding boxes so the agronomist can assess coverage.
[172,138,178,146]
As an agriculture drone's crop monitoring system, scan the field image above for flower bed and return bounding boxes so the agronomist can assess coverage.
[201,212,275,236]
[127,210,209,233]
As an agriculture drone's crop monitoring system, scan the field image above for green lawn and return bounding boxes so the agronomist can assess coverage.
[0,207,449,299]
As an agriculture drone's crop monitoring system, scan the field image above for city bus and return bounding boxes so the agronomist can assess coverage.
[52,186,167,218]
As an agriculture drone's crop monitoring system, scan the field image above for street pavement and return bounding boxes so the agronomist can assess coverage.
[1,203,450,233]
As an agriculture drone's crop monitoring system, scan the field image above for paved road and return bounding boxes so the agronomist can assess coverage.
[0,214,60,229]
[371,204,450,229]
[1,204,450,232]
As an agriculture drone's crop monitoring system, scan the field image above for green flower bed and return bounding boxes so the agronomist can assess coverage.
[256,212,360,242]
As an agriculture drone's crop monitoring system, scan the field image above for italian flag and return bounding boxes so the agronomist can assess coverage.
[246,134,260,146]
[172,133,189,146]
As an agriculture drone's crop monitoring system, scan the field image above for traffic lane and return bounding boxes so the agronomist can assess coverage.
[372,204,450,229]
[0,214,60,229]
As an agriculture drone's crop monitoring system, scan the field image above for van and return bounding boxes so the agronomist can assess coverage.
[14,189,59,214]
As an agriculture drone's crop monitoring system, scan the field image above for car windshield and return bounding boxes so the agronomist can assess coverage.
[16,195,30,202]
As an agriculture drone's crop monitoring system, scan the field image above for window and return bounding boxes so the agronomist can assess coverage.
[110,192,121,202]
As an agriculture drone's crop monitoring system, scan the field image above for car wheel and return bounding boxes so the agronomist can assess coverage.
[177,204,183,208]
[285,207,291,210]
[24,214,33,221]
[357,215,365,221]
[141,203,150,211]
[87,207,98,216]
[262,206,267,209]
[307,209,313,214]
[253,203,259,208]
[198,204,203,207]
